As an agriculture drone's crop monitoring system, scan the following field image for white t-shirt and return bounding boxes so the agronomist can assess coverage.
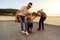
[18,6,30,16]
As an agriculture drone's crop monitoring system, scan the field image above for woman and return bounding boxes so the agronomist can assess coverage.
[37,9,46,31]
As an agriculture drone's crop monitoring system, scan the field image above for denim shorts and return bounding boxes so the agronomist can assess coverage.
[27,22,33,28]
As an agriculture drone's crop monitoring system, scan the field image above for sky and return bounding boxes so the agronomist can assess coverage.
[0,0,60,16]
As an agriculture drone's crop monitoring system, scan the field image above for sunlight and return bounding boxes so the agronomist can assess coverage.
[30,0,60,16]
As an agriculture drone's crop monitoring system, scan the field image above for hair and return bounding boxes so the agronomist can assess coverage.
[29,2,33,5]
[37,10,41,13]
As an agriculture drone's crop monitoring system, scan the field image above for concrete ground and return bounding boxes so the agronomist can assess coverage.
[0,20,60,40]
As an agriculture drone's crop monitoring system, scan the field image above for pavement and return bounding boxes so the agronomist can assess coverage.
[0,20,60,40]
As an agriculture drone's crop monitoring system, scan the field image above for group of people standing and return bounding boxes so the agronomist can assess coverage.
[15,2,46,36]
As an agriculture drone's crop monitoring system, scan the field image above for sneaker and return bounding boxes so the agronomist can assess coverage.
[21,31,25,34]
[42,28,44,31]
[37,28,41,31]
[25,31,29,36]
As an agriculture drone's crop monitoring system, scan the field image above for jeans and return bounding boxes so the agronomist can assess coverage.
[39,17,46,29]
[17,15,28,31]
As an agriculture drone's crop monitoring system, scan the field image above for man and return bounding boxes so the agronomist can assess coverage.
[37,9,46,31]
[15,2,32,35]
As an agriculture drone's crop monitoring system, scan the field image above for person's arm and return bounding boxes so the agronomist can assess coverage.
[15,10,22,22]
[15,6,24,18]
[32,16,37,21]
[15,10,19,22]
[31,13,37,21]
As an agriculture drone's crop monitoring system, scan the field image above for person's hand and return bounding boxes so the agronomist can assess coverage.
[15,17,18,22]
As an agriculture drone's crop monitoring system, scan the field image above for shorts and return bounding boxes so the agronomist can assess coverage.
[27,22,33,28]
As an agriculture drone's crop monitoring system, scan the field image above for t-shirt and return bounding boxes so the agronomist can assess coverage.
[18,6,30,16]
[40,12,46,17]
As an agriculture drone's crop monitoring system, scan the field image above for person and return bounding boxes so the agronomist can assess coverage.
[26,13,37,33]
[37,9,46,31]
[15,2,33,35]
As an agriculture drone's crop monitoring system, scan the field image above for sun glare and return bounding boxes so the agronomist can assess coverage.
[30,0,60,16]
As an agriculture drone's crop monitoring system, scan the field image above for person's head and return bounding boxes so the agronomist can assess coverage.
[27,2,33,9]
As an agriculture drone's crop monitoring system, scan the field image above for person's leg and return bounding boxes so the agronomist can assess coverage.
[18,15,24,31]
[29,23,33,33]
[41,21,44,30]
[41,17,46,30]
[25,23,29,35]
[28,26,29,33]
[38,17,42,30]
[24,20,28,32]
[27,23,30,33]
[30,23,33,32]
[29,27,32,33]
[39,20,41,29]
[24,17,29,35]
